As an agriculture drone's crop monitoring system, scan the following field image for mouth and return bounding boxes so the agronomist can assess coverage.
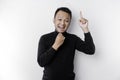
[58,26,65,30]
[56,25,67,33]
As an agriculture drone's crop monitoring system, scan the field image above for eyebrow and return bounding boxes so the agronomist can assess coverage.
[57,17,70,19]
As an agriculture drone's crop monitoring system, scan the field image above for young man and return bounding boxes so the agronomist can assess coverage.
[37,7,95,80]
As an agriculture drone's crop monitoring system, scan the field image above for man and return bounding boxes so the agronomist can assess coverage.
[37,7,95,80]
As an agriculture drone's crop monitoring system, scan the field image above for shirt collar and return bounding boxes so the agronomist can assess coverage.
[54,30,68,37]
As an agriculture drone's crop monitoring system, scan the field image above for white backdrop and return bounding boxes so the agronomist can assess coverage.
[0,0,120,80]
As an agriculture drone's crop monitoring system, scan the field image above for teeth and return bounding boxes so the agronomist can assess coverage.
[58,26,64,29]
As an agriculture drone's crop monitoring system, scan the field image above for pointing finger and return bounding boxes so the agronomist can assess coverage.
[80,11,83,18]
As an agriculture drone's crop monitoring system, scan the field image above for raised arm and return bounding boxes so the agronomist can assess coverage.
[75,11,95,54]
[75,32,95,55]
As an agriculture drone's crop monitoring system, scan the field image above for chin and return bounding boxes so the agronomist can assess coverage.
[58,30,66,33]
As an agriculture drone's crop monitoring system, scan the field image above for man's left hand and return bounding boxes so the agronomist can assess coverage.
[79,11,89,33]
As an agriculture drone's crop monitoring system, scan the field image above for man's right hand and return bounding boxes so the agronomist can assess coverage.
[52,33,65,50]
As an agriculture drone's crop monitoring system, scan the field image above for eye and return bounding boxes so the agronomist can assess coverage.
[58,19,62,21]
[65,20,69,23]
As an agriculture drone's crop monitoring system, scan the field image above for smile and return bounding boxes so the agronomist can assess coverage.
[58,26,65,29]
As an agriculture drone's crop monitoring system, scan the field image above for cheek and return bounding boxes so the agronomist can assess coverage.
[55,21,60,25]
[65,23,70,26]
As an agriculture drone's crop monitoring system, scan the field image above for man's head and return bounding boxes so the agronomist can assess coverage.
[53,7,72,33]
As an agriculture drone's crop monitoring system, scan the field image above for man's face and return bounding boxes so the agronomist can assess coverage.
[54,10,71,33]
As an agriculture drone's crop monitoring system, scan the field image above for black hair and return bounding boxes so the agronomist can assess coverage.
[54,7,72,19]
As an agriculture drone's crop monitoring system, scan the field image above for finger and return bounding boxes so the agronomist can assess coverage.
[80,11,83,18]
[63,37,65,39]
[79,18,85,23]
[58,33,62,35]
[58,33,64,37]
[57,33,61,37]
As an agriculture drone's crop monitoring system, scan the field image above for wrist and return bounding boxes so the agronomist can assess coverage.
[83,28,89,33]
[52,43,59,51]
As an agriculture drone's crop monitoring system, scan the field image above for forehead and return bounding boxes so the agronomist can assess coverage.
[55,10,70,19]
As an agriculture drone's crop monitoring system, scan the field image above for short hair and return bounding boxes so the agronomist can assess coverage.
[54,7,72,19]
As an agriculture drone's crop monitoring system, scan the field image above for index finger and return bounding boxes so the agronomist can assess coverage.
[80,11,83,18]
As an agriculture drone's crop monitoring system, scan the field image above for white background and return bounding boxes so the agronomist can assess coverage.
[0,0,120,80]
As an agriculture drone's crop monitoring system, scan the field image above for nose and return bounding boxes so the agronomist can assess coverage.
[61,21,65,26]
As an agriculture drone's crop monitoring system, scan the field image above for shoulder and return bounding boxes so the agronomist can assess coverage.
[67,32,79,39]
[67,32,84,42]
[39,31,55,42]
[41,31,54,38]
[66,32,82,41]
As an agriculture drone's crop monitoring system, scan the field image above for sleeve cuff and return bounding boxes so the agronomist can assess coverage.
[84,32,90,36]
[47,47,56,56]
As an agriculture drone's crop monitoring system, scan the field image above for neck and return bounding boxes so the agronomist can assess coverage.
[54,30,67,36]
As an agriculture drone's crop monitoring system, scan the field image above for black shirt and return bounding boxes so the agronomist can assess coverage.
[37,31,95,80]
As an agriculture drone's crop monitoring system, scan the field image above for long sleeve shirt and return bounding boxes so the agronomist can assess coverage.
[37,31,95,80]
